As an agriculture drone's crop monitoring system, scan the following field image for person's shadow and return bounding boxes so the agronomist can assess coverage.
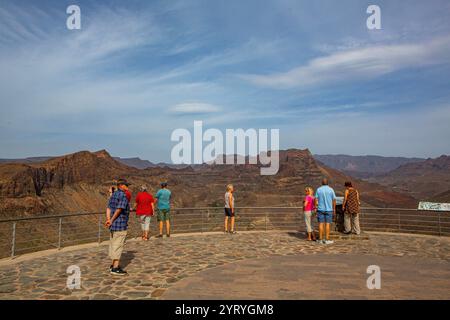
[120,250,137,269]
[287,231,305,240]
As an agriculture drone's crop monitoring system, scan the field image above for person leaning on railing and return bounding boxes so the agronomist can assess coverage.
[342,181,361,235]
[105,179,131,276]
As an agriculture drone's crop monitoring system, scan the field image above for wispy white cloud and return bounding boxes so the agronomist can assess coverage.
[146,37,286,84]
[0,5,52,44]
[168,102,222,115]
[286,103,450,158]
[239,36,450,89]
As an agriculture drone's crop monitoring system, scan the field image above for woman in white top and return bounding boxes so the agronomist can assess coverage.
[224,184,236,234]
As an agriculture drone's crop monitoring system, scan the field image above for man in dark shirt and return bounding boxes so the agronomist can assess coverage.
[106,179,130,275]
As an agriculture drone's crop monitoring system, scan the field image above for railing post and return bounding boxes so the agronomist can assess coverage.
[11,222,16,258]
[203,210,207,233]
[171,210,175,235]
[57,217,62,249]
[398,211,401,232]
[98,215,102,244]
[265,213,268,231]
[438,212,442,237]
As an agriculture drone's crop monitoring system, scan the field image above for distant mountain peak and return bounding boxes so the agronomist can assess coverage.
[94,149,112,159]
[113,156,156,169]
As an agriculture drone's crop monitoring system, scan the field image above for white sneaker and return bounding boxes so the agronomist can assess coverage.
[324,240,334,245]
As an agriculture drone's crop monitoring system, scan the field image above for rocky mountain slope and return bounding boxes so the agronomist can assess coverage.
[369,155,450,200]
[0,149,417,218]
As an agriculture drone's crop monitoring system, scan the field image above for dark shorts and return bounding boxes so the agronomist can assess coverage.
[157,208,171,222]
[317,211,333,224]
[224,208,234,217]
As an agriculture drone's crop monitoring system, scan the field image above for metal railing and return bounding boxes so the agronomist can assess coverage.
[0,207,449,259]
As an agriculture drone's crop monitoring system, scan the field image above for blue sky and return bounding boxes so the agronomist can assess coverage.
[0,0,449,162]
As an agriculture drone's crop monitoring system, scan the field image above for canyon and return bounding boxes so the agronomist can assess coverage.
[0,149,417,218]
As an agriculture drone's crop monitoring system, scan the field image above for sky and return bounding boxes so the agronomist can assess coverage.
[0,0,450,162]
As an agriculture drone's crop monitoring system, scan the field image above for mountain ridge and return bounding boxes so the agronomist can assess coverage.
[369,155,450,200]
[314,154,425,177]
[0,148,418,217]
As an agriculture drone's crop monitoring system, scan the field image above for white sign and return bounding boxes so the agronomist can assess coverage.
[418,202,450,212]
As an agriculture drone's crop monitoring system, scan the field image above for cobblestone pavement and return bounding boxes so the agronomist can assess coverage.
[164,254,450,300]
[0,231,449,300]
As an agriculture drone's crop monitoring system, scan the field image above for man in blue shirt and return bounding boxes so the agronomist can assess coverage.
[155,182,172,238]
[106,179,130,275]
[315,178,336,244]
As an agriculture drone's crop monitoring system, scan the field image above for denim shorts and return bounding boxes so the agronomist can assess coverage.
[317,211,333,224]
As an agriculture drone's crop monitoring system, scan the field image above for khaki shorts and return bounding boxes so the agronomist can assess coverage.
[109,230,127,260]
[139,215,152,231]
[304,210,314,233]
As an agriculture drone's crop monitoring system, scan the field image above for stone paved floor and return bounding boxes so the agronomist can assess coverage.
[0,231,449,300]
[164,254,450,299]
